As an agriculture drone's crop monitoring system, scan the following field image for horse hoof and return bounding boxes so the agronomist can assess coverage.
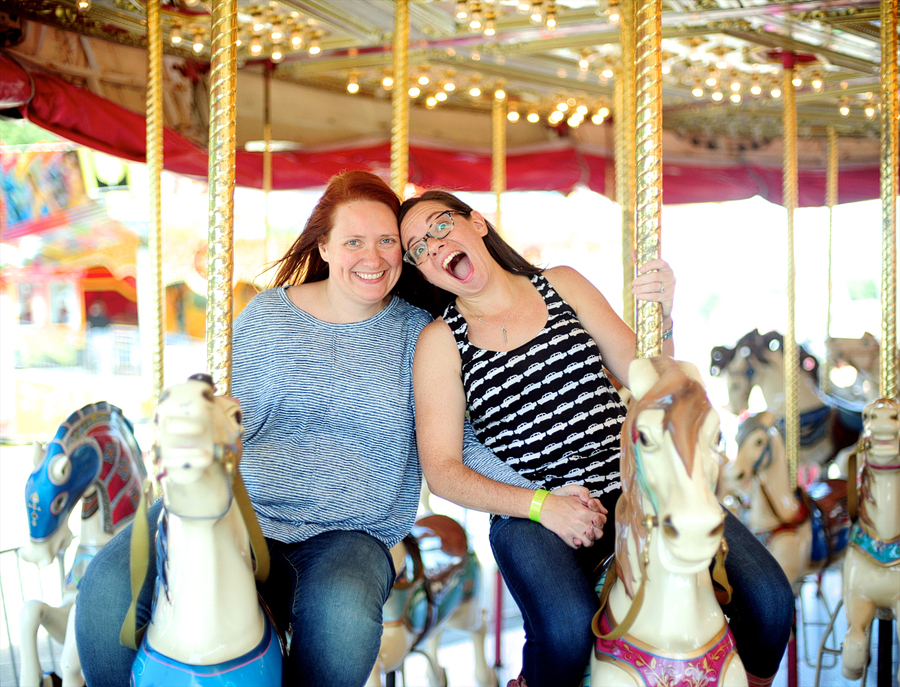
[841,665,864,681]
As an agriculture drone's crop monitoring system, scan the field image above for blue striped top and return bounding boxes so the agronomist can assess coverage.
[233,287,431,548]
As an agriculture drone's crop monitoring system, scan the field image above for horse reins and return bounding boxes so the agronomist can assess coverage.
[590,515,732,642]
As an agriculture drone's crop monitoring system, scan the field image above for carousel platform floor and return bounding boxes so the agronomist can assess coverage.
[1,443,897,687]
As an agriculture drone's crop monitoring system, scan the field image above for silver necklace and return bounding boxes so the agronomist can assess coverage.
[472,302,514,344]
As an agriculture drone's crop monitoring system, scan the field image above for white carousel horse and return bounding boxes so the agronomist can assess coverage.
[841,397,900,681]
[710,329,859,479]
[591,357,747,687]
[368,515,496,687]
[724,411,850,593]
[129,374,282,686]
[19,401,146,687]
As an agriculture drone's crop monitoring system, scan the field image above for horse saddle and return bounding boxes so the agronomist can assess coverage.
[404,514,468,609]
[803,479,851,565]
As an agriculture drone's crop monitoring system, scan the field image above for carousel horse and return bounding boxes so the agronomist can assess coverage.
[19,401,146,687]
[129,375,282,686]
[825,332,881,397]
[724,412,850,592]
[710,329,859,479]
[591,357,747,687]
[368,515,496,687]
[841,397,900,681]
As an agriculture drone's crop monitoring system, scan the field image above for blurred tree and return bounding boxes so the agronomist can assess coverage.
[0,119,58,145]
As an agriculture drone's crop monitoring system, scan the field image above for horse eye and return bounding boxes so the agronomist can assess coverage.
[638,430,651,447]
[203,389,214,402]
[233,410,243,425]
[755,437,764,446]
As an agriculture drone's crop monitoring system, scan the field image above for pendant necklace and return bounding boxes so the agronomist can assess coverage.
[473,301,514,345]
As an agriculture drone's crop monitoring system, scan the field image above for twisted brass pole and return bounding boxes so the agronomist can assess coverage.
[146,0,164,402]
[782,59,800,486]
[880,0,898,399]
[823,127,837,394]
[633,0,663,359]
[390,0,410,197]
[206,0,237,395]
[620,0,636,331]
[263,62,272,264]
[492,95,506,236]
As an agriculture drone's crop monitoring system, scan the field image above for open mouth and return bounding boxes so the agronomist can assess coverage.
[355,270,386,281]
[442,250,473,280]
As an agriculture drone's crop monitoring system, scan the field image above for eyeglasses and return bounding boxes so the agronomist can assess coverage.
[403,211,459,266]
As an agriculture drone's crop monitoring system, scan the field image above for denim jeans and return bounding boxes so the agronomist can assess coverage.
[490,505,793,686]
[76,498,396,687]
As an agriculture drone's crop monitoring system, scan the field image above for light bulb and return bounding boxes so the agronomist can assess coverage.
[76,0,91,11]
[270,49,283,63]
[347,79,359,94]
[383,76,394,89]
[864,105,875,119]
[170,26,182,45]
[436,91,448,102]
[192,34,204,53]
[426,96,437,108]
[527,112,540,123]
[598,107,610,118]
[730,93,741,103]
[409,86,421,97]
[711,91,723,101]
[469,86,482,97]
[494,89,506,100]
[270,23,283,43]
[250,36,262,55]
[508,111,520,122]
[771,87,782,99]
[443,81,456,92]
[290,30,303,48]
[692,86,704,98]
[308,39,320,55]
[839,104,850,116]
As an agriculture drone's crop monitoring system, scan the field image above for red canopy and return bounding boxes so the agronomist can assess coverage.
[1,54,881,206]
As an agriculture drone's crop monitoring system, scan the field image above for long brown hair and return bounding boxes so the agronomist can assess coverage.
[268,170,401,288]
[397,190,542,316]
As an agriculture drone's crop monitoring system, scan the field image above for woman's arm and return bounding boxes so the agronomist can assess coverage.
[544,260,676,387]
[413,319,606,548]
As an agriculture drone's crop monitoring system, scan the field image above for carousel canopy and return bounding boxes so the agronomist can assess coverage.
[0,0,886,205]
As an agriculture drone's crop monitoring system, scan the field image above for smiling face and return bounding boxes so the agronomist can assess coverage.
[319,199,403,310]
[399,200,489,292]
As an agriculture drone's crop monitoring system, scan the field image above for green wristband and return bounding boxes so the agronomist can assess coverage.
[529,489,550,522]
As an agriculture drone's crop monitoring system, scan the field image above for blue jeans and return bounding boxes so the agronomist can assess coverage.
[490,506,793,687]
[76,499,396,687]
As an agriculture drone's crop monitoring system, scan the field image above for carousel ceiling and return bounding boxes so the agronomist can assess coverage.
[0,0,887,168]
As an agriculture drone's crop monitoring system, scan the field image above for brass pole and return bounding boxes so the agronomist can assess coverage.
[390,0,410,197]
[633,0,663,359]
[146,0,164,401]
[782,58,800,486]
[206,0,237,395]
[492,94,506,236]
[620,0,636,330]
[880,0,898,399]
[823,127,837,394]
[263,61,273,264]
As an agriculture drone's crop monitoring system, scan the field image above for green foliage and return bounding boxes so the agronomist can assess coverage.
[0,119,59,146]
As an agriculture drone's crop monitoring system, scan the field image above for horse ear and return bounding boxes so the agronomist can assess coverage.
[628,358,660,402]
[757,411,776,429]
[32,441,45,467]
[676,361,704,385]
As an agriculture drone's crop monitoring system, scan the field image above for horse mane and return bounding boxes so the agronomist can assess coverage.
[615,358,713,598]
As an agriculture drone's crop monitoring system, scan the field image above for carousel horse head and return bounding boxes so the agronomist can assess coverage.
[710,329,819,415]
[153,374,243,518]
[858,397,900,529]
[21,402,146,568]
[826,333,880,380]
[860,397,900,467]
[615,357,725,597]
[725,411,781,496]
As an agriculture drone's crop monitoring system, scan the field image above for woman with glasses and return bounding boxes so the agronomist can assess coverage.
[398,190,792,687]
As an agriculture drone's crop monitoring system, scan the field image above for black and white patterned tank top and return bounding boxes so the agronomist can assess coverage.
[444,273,626,498]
